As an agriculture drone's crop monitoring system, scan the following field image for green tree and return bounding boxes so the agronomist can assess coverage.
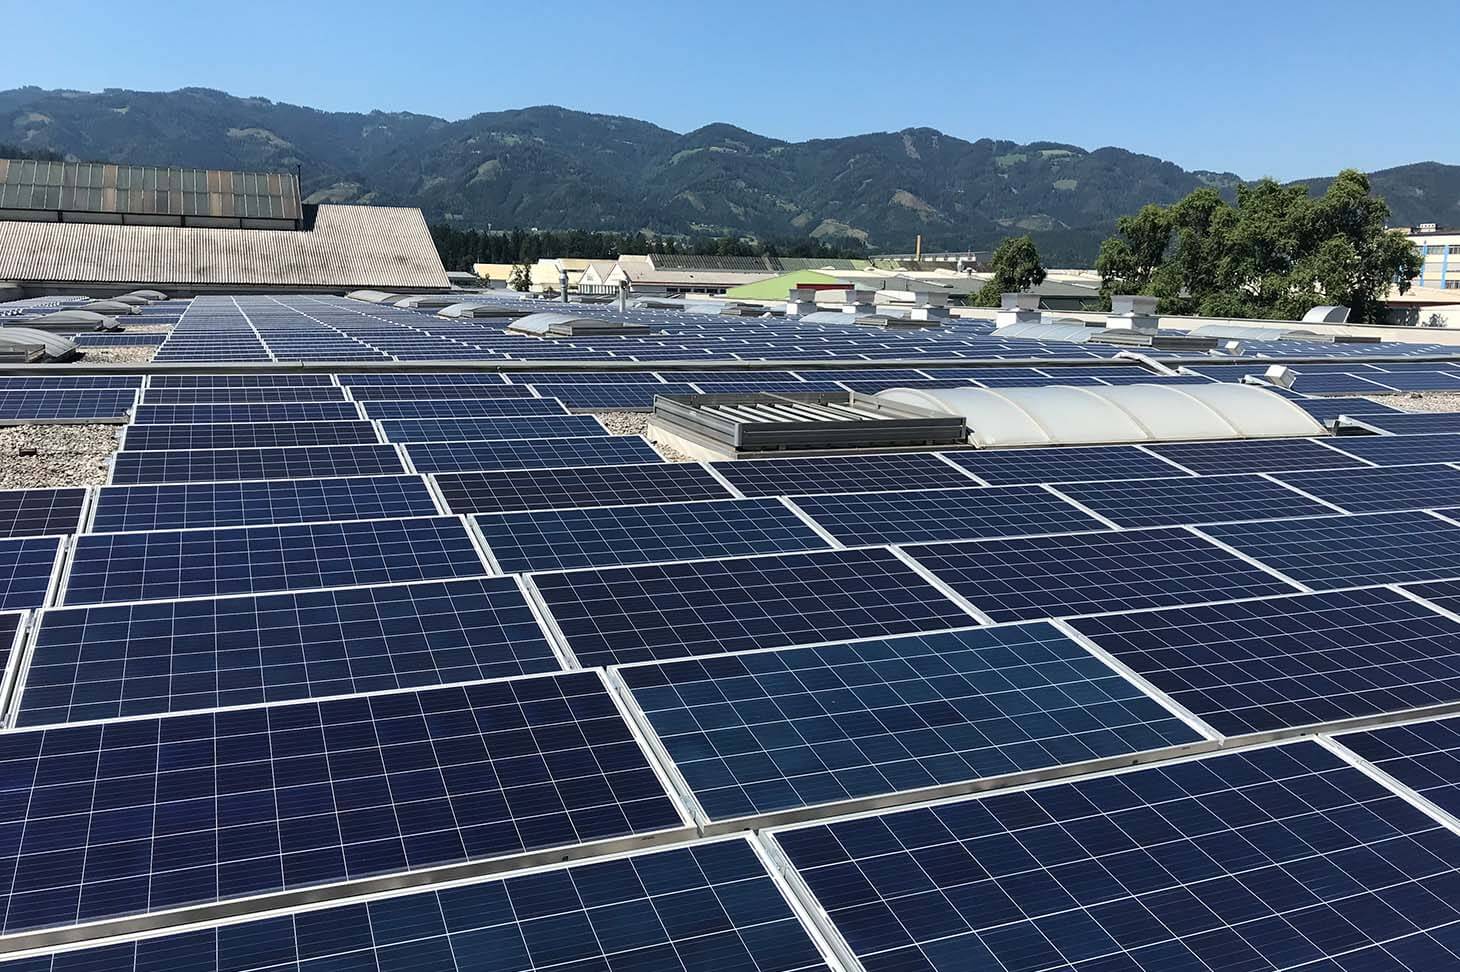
[1094,170,1421,323]
[508,263,532,291]
[972,235,1047,306]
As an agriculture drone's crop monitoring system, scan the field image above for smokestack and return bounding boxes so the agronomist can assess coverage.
[915,234,922,263]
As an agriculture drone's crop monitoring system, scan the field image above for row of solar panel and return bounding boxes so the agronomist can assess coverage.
[8,698,1460,971]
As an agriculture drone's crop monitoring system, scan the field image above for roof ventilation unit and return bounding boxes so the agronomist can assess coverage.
[392,294,457,309]
[346,290,397,304]
[125,290,167,301]
[437,303,532,319]
[650,391,967,458]
[1088,329,1220,351]
[852,314,942,328]
[79,299,140,316]
[506,312,651,337]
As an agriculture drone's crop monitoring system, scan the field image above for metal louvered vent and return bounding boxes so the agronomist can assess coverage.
[650,391,966,456]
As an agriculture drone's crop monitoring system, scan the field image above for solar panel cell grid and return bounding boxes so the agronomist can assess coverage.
[1273,463,1460,513]
[359,398,570,419]
[1337,713,1460,827]
[1055,474,1338,527]
[0,837,834,972]
[379,415,609,443]
[531,546,976,667]
[119,420,381,452]
[90,475,441,532]
[773,741,1460,972]
[1322,432,1460,466]
[109,444,406,485]
[435,462,734,514]
[0,488,86,538]
[475,498,830,573]
[404,436,664,474]
[1144,438,1367,476]
[0,536,63,611]
[903,527,1300,623]
[943,445,1188,486]
[711,453,976,497]
[19,576,560,726]
[1071,587,1460,738]
[0,671,687,935]
[791,486,1105,545]
[620,622,1203,820]
[62,515,488,606]
[132,403,364,425]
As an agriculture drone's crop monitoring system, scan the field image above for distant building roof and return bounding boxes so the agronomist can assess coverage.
[0,204,448,291]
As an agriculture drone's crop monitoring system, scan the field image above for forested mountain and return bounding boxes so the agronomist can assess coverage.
[3,86,1455,263]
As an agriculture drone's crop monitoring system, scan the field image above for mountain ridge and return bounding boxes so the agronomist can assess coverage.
[2,85,1456,263]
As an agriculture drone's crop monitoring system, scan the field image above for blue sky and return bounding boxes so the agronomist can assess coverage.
[2,0,1451,180]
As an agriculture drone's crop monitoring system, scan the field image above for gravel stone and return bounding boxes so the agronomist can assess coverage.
[79,346,158,364]
[0,425,118,488]
[591,411,691,461]
[1323,392,1460,413]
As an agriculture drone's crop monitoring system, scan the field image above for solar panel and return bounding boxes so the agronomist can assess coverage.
[360,398,570,419]
[20,576,560,726]
[1322,431,1460,466]
[1336,713,1460,827]
[943,445,1189,486]
[0,835,835,972]
[405,436,664,474]
[1070,587,1460,737]
[0,488,86,538]
[338,372,512,386]
[1291,397,1401,423]
[1361,370,1460,391]
[1055,474,1338,527]
[0,535,63,611]
[1198,510,1460,589]
[790,486,1104,545]
[903,527,1300,623]
[435,462,734,514]
[90,475,441,532]
[1144,437,1366,476]
[379,415,609,443]
[0,670,688,935]
[531,546,975,667]
[141,387,350,404]
[109,444,407,485]
[1345,411,1460,435]
[1272,463,1460,513]
[711,453,976,497]
[531,383,698,408]
[1290,373,1392,394]
[344,383,538,400]
[0,391,136,422]
[119,420,381,452]
[619,622,1203,821]
[132,403,364,425]
[771,741,1460,972]
[62,515,488,606]
[473,498,828,574]
[147,374,338,388]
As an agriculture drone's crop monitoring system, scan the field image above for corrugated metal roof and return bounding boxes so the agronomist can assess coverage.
[0,205,448,290]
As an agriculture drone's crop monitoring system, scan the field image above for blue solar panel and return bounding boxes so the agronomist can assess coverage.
[791,486,1104,545]
[0,670,687,935]
[0,488,86,538]
[904,527,1299,623]
[474,498,829,573]
[1346,411,1460,435]
[1055,473,1338,527]
[1337,713,1460,828]
[620,622,1203,821]
[109,444,406,485]
[338,373,512,386]
[405,436,663,474]
[0,536,63,611]
[147,374,338,388]
[1199,510,1460,589]
[1322,432,1460,465]
[1144,437,1367,476]
[0,391,136,422]
[1272,463,1460,513]
[0,376,142,390]
[62,515,488,606]
[773,741,1460,972]
[360,398,570,419]
[712,453,976,497]
[132,403,364,425]
[1291,397,1401,423]
[0,836,835,972]
[379,415,609,443]
[119,421,380,451]
[1070,587,1460,737]
[20,576,559,726]
[435,462,734,514]
[141,387,349,404]
[943,445,1189,486]
[343,383,537,400]
[528,383,699,408]
[531,546,975,667]
[1290,373,1393,394]
[90,475,441,531]
[1362,370,1460,391]
[74,332,167,346]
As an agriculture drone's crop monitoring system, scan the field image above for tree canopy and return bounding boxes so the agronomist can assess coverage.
[1094,170,1421,323]
[972,235,1048,306]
